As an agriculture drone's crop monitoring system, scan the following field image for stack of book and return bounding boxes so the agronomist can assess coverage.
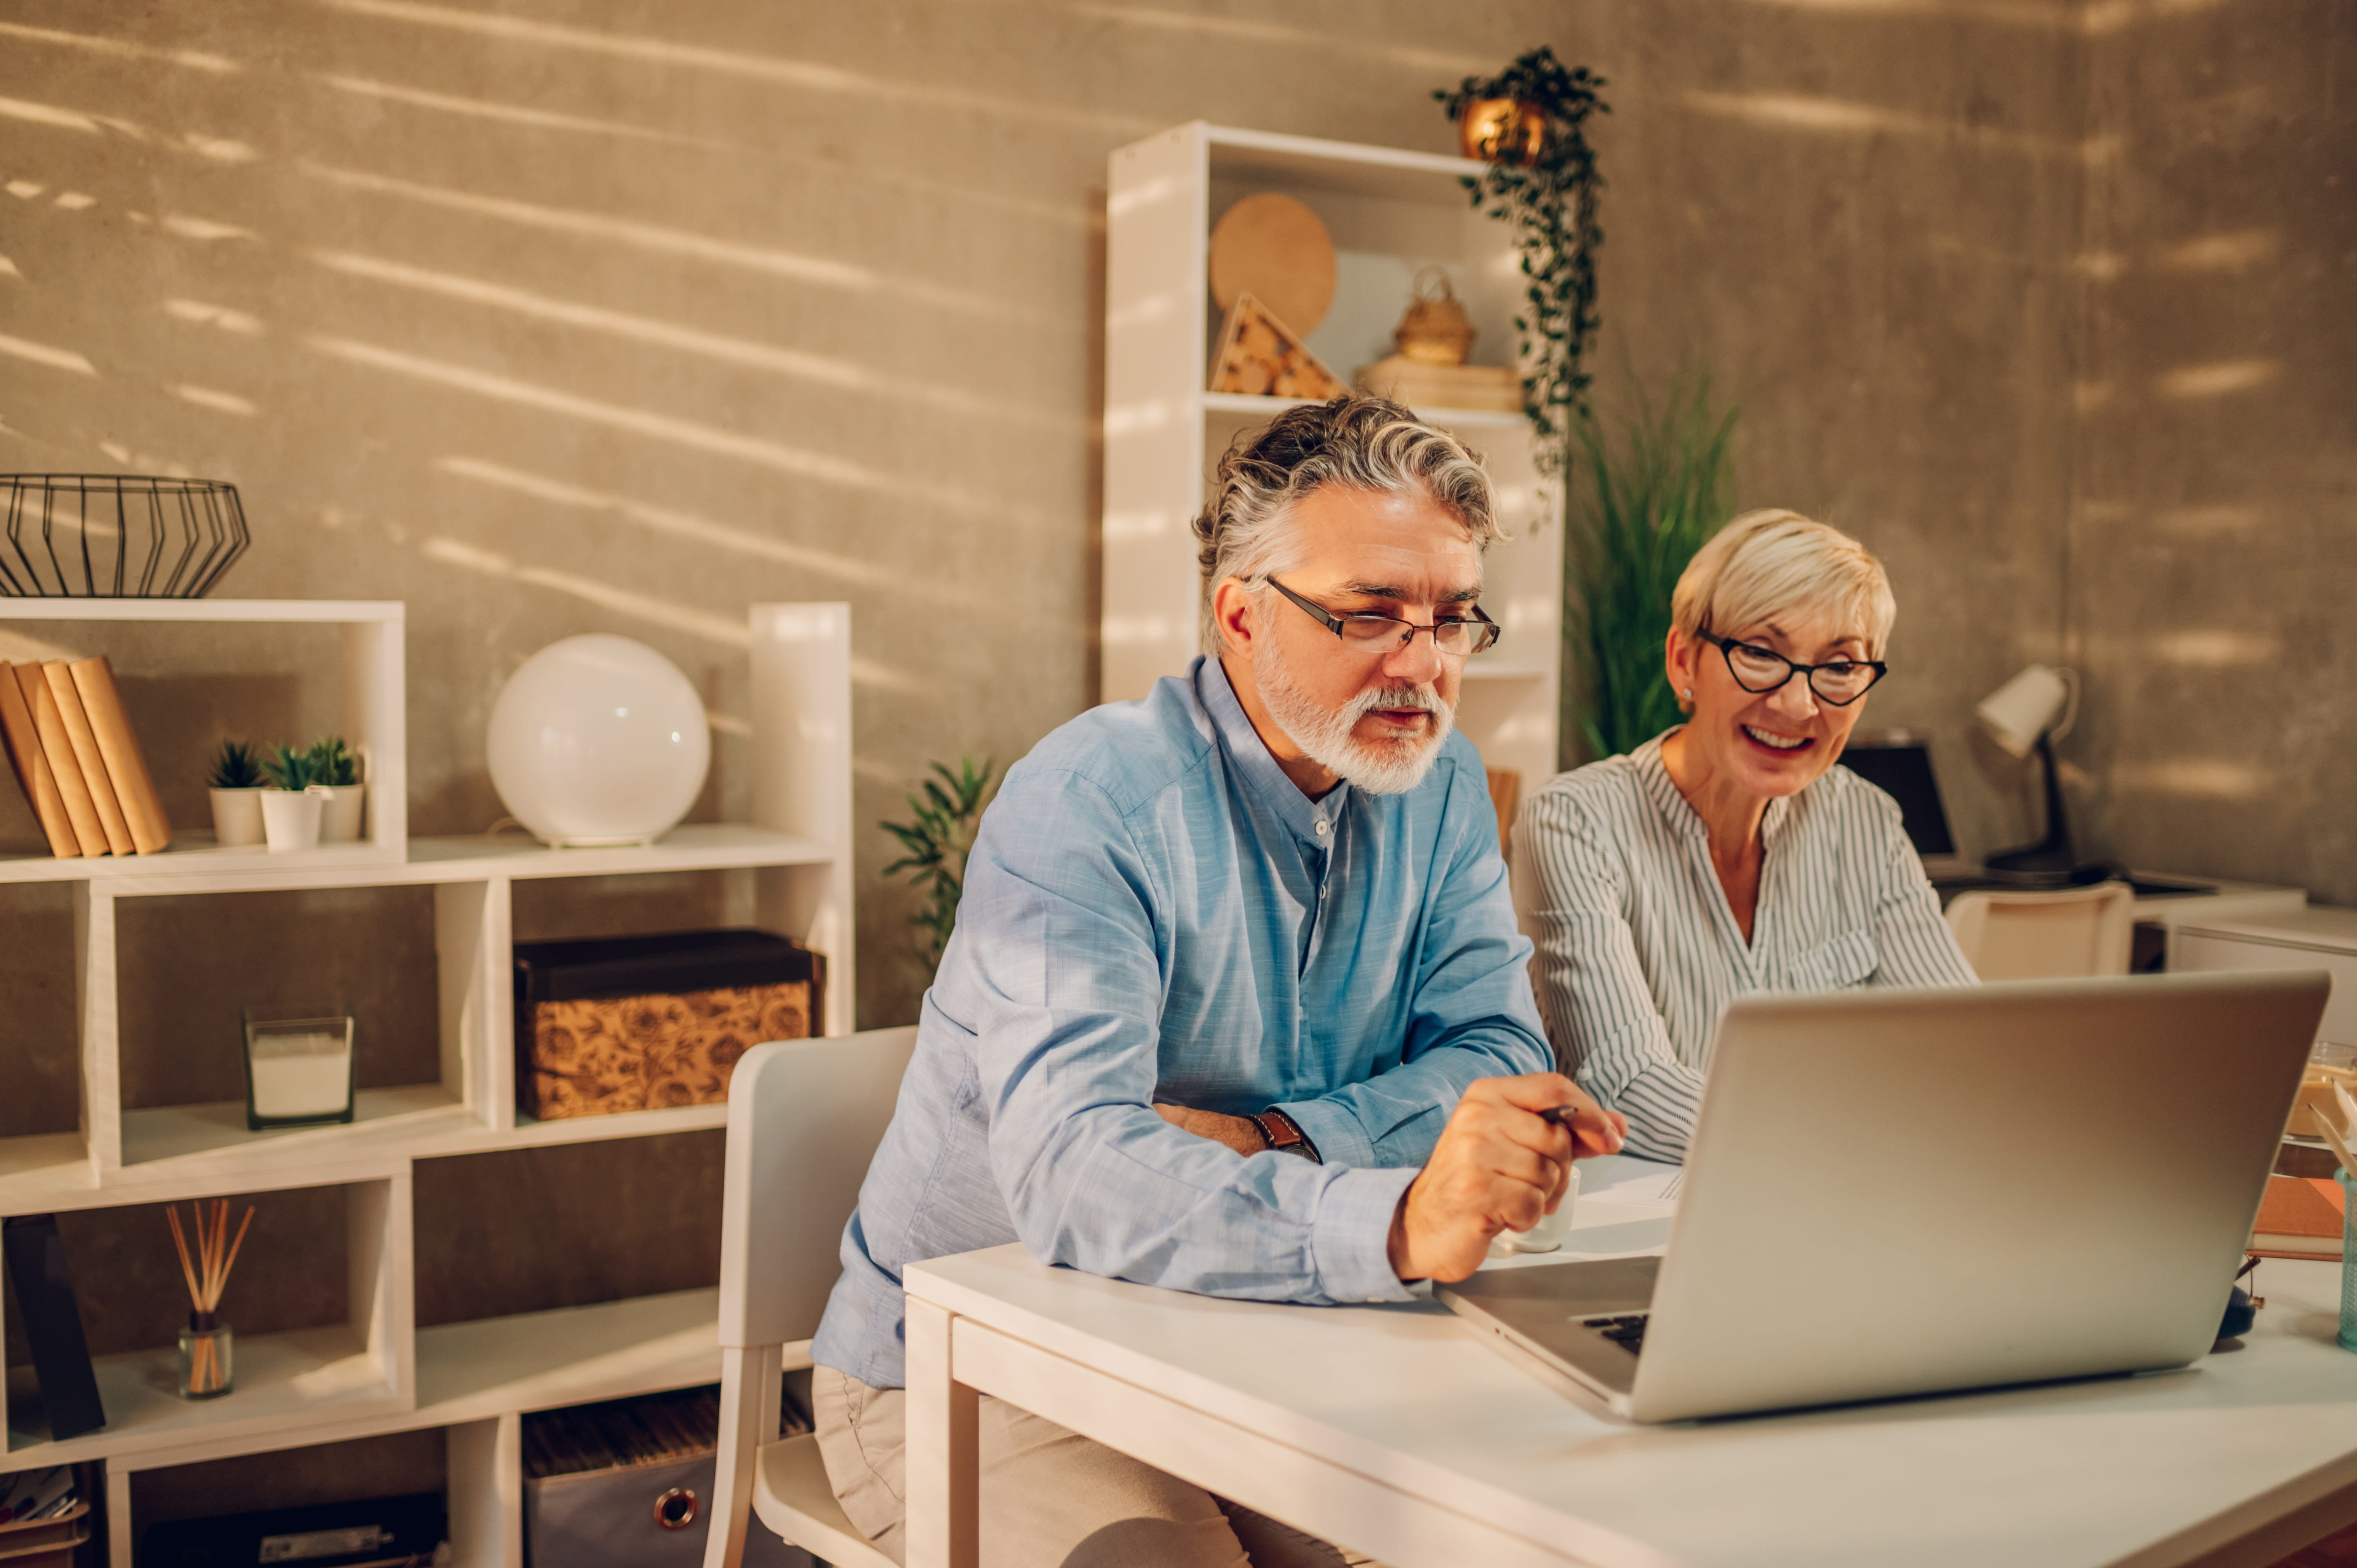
[0,656,171,858]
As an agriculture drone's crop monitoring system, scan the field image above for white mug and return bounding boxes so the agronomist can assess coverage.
[1498,1165,1581,1254]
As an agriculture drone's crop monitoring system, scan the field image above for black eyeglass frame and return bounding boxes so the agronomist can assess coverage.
[1698,630,1888,706]
[1264,577,1503,658]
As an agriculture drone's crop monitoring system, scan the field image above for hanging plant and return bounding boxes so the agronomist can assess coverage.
[1436,47,1610,479]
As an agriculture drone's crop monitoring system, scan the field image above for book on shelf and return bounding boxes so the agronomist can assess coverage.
[39,661,134,856]
[10,664,107,856]
[0,657,172,858]
[0,1215,106,1441]
[2249,1173,2345,1261]
[66,656,170,853]
[0,666,78,857]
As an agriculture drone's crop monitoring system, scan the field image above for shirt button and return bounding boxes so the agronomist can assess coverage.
[1314,820,1329,836]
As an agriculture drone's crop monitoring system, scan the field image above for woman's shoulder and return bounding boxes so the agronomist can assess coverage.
[1518,745,1672,865]
[1525,750,1650,822]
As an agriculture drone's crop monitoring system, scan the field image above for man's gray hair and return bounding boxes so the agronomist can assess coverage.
[1192,395,1502,649]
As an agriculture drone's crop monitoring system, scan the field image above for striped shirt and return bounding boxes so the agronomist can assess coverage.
[1515,733,1976,1161]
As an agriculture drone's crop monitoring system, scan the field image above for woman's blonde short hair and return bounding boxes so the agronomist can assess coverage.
[1670,508,1897,661]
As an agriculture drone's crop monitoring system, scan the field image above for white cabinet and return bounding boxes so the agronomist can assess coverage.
[0,599,853,1564]
[1103,122,1562,795]
[2170,905,2357,1048]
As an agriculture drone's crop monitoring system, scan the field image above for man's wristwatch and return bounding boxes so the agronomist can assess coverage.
[1251,1108,1320,1163]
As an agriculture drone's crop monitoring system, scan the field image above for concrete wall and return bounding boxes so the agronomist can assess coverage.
[2071,0,2357,901]
[1,0,2350,1052]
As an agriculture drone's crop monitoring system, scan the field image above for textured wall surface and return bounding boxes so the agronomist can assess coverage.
[0,0,1575,1028]
[2072,1,2357,900]
[0,0,2349,1046]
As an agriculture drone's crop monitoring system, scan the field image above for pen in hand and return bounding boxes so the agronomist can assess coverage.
[1538,1101,1628,1155]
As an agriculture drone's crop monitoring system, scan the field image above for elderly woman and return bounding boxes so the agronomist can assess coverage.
[1517,508,1975,1162]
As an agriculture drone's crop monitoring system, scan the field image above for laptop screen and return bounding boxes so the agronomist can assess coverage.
[1839,740,1956,857]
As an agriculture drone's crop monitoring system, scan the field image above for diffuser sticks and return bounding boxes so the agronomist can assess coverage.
[166,1200,252,1399]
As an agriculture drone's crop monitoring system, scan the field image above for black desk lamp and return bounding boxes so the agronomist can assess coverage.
[1978,664,2079,877]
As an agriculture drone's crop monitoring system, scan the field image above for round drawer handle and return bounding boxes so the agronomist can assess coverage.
[654,1487,699,1530]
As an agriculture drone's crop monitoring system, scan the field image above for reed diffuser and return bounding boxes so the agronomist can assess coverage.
[166,1200,253,1399]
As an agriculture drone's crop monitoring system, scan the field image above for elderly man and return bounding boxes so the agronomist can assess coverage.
[809,396,1625,1567]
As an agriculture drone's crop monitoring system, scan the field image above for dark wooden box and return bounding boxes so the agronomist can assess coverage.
[513,930,823,1122]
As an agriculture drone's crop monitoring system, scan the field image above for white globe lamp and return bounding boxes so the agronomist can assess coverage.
[487,634,711,847]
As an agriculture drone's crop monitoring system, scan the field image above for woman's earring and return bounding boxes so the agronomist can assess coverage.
[1683,688,1694,699]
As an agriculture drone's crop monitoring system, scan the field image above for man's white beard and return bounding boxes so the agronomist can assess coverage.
[1254,637,1455,796]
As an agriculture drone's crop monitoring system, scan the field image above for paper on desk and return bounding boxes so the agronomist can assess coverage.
[1596,1165,1684,1206]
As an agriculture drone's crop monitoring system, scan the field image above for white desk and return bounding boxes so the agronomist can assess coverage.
[901,1157,2357,1568]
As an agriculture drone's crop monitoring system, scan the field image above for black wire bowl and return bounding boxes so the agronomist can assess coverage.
[0,475,250,598]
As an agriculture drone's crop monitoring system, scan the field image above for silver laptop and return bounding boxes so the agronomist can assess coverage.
[1438,971,2327,1423]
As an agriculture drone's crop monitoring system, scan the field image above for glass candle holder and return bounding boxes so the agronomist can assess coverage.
[242,1013,355,1131]
[179,1313,233,1399]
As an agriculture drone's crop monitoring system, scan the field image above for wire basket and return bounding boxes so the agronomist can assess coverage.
[0,475,250,598]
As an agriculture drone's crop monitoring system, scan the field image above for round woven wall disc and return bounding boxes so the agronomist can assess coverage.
[1208,193,1337,336]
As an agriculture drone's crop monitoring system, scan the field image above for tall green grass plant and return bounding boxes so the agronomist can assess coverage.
[1564,374,1740,763]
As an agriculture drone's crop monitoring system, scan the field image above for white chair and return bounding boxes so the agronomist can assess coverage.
[705,1027,919,1568]
[1944,882,2135,981]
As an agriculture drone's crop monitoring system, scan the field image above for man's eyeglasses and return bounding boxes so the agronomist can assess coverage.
[1266,577,1502,658]
[1700,631,1887,706]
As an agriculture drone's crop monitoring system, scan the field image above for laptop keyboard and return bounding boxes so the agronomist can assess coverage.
[1584,1313,1649,1355]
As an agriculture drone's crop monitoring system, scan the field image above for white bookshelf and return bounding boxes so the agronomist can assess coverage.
[1103,123,1562,796]
[0,599,855,1566]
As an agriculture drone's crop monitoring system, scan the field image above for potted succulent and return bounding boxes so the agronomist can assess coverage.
[306,735,364,844]
[206,740,269,848]
[258,744,324,853]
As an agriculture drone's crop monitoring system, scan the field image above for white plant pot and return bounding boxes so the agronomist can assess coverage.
[313,783,366,844]
[260,788,324,853]
[209,787,268,848]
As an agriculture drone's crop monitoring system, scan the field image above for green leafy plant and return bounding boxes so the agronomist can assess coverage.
[261,743,318,792]
[206,739,264,790]
[882,757,996,974]
[306,735,359,787]
[1437,46,1610,479]
[1566,373,1740,762]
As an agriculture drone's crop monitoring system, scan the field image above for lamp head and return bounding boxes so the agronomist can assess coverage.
[1976,665,2072,759]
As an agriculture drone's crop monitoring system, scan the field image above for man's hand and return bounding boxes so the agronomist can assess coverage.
[1155,1102,1267,1157]
[1386,1074,1627,1285]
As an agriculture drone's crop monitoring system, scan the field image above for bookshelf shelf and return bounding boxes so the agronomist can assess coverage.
[5,1323,402,1466]
[1202,390,1523,429]
[0,602,857,1568]
[411,1288,735,1422]
[116,1086,473,1173]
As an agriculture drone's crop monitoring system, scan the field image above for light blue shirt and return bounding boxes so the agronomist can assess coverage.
[811,657,1552,1388]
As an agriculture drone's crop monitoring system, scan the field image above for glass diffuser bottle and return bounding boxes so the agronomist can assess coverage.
[178,1312,233,1399]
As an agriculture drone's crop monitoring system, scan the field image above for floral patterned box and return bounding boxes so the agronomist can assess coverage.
[513,929,825,1121]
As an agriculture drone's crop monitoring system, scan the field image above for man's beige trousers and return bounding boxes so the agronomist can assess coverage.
[813,1366,1384,1568]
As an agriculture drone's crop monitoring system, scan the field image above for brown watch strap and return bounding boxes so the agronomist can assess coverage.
[1253,1109,1320,1162]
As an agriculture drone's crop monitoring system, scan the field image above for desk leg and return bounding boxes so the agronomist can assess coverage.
[906,1296,980,1568]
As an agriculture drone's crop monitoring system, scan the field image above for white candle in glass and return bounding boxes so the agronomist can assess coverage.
[247,1022,352,1118]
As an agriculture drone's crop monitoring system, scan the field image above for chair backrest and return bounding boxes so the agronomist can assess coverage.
[1945,882,2134,981]
[717,1026,919,1351]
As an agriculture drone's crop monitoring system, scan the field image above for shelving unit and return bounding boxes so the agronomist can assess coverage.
[1104,123,1562,795]
[0,599,854,1566]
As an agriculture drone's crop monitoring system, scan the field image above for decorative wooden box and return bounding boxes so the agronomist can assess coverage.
[513,930,824,1121]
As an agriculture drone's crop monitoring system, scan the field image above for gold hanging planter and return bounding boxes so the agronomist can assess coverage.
[1457,97,1547,165]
